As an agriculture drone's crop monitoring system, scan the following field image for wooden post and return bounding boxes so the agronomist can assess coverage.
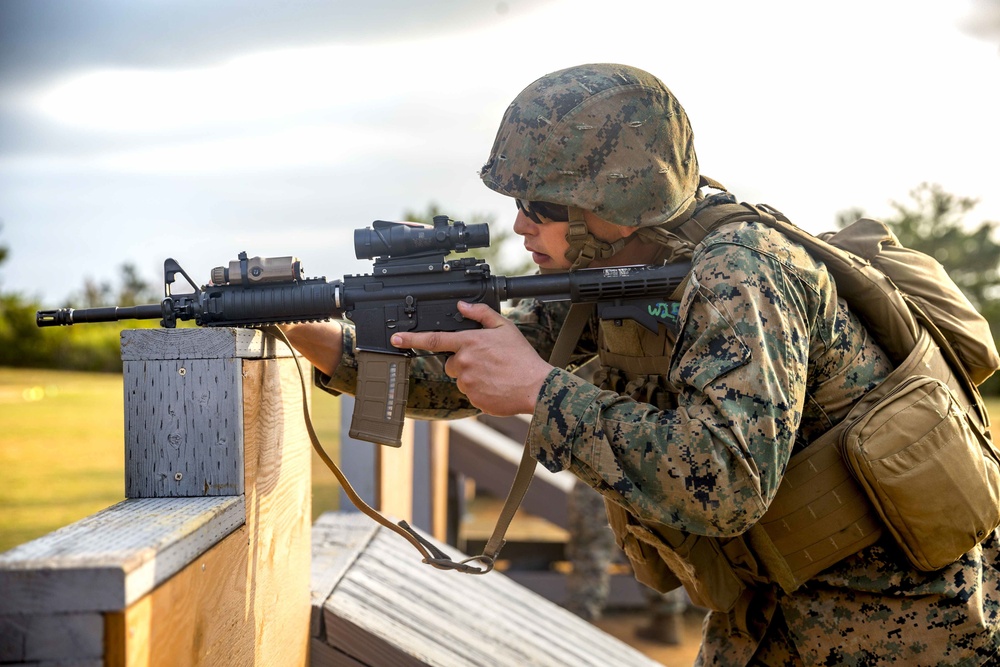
[0,328,312,667]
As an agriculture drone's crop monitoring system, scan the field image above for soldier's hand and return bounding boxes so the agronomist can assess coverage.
[391,301,552,416]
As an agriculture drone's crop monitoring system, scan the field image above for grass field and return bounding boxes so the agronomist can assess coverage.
[4,366,1000,556]
[0,366,343,553]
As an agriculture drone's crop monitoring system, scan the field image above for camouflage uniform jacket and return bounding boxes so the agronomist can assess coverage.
[317,206,1000,666]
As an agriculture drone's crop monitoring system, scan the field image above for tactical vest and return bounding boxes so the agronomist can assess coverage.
[601,200,1000,613]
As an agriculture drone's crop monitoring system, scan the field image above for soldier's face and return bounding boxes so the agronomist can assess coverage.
[513,208,573,269]
[513,208,635,270]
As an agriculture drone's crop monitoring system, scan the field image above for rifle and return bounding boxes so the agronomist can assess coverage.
[38,215,690,448]
[37,215,689,572]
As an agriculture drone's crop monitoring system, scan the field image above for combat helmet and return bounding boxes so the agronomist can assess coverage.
[480,63,704,268]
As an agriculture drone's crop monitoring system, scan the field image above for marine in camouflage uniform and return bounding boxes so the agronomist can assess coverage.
[310,64,1000,665]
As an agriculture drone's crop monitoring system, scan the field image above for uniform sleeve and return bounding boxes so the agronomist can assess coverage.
[526,229,824,538]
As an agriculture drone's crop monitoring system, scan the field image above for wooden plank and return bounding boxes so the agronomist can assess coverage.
[428,421,450,542]
[120,328,291,361]
[108,355,312,667]
[123,328,310,499]
[313,515,662,667]
[311,513,379,639]
[0,496,244,615]
[343,537,612,666]
[124,357,245,497]
[331,534,634,667]
[448,418,574,529]
[322,611,432,667]
[310,637,370,667]
[504,571,648,609]
[409,420,452,541]
[475,414,531,443]
[105,527,252,667]
[0,612,103,662]
[411,421,433,534]
[236,354,312,665]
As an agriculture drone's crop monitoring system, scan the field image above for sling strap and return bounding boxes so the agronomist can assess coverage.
[474,302,597,565]
[267,302,600,574]
[266,326,493,574]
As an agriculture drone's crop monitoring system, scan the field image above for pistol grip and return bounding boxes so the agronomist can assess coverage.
[350,350,411,447]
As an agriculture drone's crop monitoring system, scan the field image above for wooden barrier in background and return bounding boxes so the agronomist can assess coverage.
[309,512,663,667]
[337,397,451,543]
[337,405,647,610]
[0,328,311,666]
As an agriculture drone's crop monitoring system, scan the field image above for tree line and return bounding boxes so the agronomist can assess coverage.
[3,186,999,392]
[0,228,161,371]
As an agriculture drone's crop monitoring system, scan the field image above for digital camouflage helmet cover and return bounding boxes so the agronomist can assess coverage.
[480,63,701,230]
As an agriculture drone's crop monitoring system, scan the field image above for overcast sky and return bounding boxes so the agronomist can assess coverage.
[2,0,1000,307]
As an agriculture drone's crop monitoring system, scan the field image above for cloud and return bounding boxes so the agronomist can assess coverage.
[958,0,1000,46]
[2,0,1000,308]
[0,0,541,83]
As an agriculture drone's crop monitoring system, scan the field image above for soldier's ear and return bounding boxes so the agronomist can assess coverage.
[582,210,638,240]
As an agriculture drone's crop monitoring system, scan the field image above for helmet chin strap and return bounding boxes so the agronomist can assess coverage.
[563,206,628,270]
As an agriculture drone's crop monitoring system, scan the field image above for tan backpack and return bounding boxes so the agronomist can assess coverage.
[816,216,999,386]
[612,201,1000,613]
[747,204,1000,579]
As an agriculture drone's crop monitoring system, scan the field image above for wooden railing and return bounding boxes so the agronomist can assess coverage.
[0,327,654,667]
[0,328,311,666]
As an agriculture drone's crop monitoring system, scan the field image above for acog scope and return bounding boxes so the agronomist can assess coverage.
[354,215,490,260]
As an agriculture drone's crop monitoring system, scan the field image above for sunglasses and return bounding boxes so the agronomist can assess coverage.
[515,199,570,224]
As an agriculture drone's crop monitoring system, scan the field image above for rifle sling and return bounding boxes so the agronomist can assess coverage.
[265,326,493,575]
[267,299,596,575]
[477,302,597,564]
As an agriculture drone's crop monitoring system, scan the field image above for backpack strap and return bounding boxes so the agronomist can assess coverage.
[719,203,991,588]
[750,326,939,589]
[745,202,986,424]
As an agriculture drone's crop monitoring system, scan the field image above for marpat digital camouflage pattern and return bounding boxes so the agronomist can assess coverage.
[479,63,700,229]
[316,63,1000,665]
[317,205,1000,664]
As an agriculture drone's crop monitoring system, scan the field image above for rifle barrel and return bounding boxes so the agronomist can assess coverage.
[36,304,164,327]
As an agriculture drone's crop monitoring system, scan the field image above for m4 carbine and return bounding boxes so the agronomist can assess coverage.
[37,216,689,448]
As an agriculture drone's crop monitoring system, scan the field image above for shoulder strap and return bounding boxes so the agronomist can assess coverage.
[743,203,986,422]
[265,326,494,574]
[473,303,596,565]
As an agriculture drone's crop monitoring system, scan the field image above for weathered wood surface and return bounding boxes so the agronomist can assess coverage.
[310,512,663,667]
[448,416,575,529]
[124,357,246,497]
[107,354,313,666]
[121,327,300,499]
[0,496,244,615]
[119,327,291,361]
[0,611,103,664]
[0,329,312,667]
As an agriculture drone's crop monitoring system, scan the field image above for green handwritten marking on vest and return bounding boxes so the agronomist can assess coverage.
[648,301,680,324]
